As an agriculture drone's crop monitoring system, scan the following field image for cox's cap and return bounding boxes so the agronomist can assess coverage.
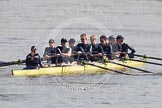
[31,46,37,50]
[108,35,115,40]
[69,38,75,43]
[61,38,67,43]
[116,35,124,40]
[49,39,55,43]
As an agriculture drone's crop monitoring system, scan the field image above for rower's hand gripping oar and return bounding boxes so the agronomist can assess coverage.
[56,48,66,64]
[104,59,153,74]
[57,48,64,58]
[82,61,137,75]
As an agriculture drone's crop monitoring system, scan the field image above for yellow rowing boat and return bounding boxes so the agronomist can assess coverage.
[12,60,144,76]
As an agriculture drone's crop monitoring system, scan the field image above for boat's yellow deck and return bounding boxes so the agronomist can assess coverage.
[12,60,144,76]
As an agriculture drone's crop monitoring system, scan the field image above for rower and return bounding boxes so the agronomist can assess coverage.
[68,38,77,62]
[56,38,71,64]
[25,46,43,69]
[43,39,57,66]
[116,35,136,59]
[76,33,90,61]
[89,35,103,62]
[99,35,112,60]
[69,38,76,52]
[108,35,120,59]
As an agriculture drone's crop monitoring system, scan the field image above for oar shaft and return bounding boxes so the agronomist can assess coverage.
[0,60,25,67]
[110,61,153,73]
[129,59,162,66]
[93,64,130,75]
[134,54,162,61]
[84,62,133,75]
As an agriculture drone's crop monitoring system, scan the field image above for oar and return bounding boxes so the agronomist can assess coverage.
[133,54,162,61]
[105,60,153,73]
[83,62,137,75]
[80,47,89,60]
[0,59,25,67]
[126,58,162,66]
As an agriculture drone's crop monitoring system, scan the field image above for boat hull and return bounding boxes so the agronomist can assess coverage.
[12,60,144,76]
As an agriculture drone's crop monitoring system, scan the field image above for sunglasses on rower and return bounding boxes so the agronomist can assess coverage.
[81,38,87,41]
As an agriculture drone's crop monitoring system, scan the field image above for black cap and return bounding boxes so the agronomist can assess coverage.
[108,35,115,40]
[69,38,75,43]
[49,39,55,43]
[116,35,124,40]
[61,38,67,43]
[31,46,37,50]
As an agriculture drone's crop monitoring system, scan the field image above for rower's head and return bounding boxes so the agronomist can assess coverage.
[49,39,55,48]
[31,46,37,53]
[116,35,124,44]
[80,33,87,44]
[100,35,107,45]
[69,38,76,48]
[90,35,97,45]
[108,35,116,45]
[61,38,68,47]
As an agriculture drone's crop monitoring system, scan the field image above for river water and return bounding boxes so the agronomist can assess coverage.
[0,0,162,108]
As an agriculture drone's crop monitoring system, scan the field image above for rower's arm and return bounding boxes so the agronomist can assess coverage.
[43,47,48,57]
[63,48,72,57]
[43,47,51,59]
[127,45,136,53]
[98,45,105,56]
[39,55,43,67]
[25,55,30,66]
